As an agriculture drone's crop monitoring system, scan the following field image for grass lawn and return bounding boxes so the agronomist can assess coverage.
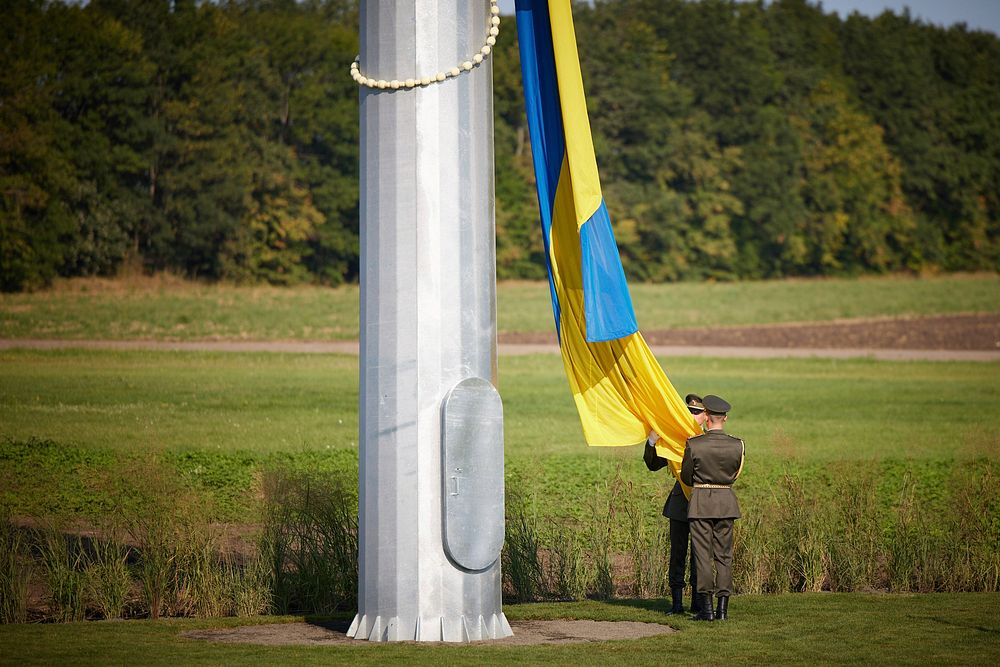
[1,273,997,341]
[2,280,998,654]
[1,345,998,657]
[1,594,996,665]
[0,350,360,454]
[1,349,997,521]
[1,350,996,460]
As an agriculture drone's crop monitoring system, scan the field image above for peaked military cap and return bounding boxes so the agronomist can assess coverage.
[685,394,705,410]
[702,394,731,414]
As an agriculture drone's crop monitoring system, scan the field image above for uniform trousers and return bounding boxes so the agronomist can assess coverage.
[668,518,697,591]
[689,517,734,596]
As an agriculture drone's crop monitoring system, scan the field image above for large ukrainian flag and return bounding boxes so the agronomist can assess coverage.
[515,0,699,488]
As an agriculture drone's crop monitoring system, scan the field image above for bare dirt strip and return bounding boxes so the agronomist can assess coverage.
[181,618,675,646]
[500,313,1000,350]
[2,314,998,361]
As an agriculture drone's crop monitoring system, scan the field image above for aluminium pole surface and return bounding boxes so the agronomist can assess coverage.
[349,1,511,643]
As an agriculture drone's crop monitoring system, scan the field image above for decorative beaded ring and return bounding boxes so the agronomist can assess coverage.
[350,0,500,90]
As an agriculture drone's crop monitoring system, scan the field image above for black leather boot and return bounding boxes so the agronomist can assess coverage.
[715,595,729,621]
[666,587,685,615]
[689,585,701,613]
[692,593,714,621]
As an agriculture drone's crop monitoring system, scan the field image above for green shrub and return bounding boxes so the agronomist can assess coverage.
[622,483,672,598]
[825,473,884,592]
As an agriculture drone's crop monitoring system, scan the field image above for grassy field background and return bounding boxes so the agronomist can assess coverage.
[2,276,998,659]
[1,273,997,340]
[0,350,994,458]
[1,348,997,522]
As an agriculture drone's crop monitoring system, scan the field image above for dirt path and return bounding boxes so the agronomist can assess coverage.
[500,313,1000,350]
[2,314,998,361]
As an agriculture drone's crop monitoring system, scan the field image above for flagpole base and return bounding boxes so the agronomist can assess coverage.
[347,611,513,642]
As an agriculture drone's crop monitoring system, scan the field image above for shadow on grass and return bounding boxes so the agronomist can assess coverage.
[603,597,677,618]
[922,615,1000,635]
[302,614,353,634]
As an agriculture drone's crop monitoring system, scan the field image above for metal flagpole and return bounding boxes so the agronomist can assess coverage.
[348,0,512,642]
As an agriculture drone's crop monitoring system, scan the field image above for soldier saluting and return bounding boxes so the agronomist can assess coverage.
[681,394,745,622]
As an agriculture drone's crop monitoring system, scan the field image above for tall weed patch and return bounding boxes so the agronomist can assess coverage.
[227,552,273,617]
[504,460,1000,601]
[0,513,31,623]
[116,460,214,619]
[502,482,544,602]
[37,522,87,622]
[730,462,1000,594]
[84,528,132,620]
[260,467,357,614]
[3,456,998,623]
[824,473,884,591]
[544,521,590,600]
[620,479,671,599]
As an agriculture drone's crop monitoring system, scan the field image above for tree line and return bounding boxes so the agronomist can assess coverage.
[2,0,998,291]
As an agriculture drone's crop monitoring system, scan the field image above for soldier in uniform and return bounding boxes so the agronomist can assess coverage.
[681,394,744,622]
[644,394,707,615]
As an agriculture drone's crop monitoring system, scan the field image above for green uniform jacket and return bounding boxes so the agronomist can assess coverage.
[680,430,745,520]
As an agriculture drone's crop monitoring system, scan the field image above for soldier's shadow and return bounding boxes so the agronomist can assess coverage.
[922,615,999,635]
[603,598,678,618]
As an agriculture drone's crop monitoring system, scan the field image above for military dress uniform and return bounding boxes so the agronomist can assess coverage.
[680,395,744,621]
[644,443,699,614]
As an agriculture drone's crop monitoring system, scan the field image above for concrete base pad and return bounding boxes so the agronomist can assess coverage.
[182,619,675,646]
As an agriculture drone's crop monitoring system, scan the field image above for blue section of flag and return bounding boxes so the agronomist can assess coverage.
[515,0,638,344]
[580,201,638,342]
[515,0,563,337]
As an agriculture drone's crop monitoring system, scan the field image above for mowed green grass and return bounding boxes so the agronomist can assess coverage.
[1,350,997,460]
[1,594,997,665]
[1,273,997,340]
[0,350,360,454]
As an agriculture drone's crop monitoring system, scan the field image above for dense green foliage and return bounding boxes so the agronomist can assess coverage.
[1,0,359,290]
[2,0,999,290]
